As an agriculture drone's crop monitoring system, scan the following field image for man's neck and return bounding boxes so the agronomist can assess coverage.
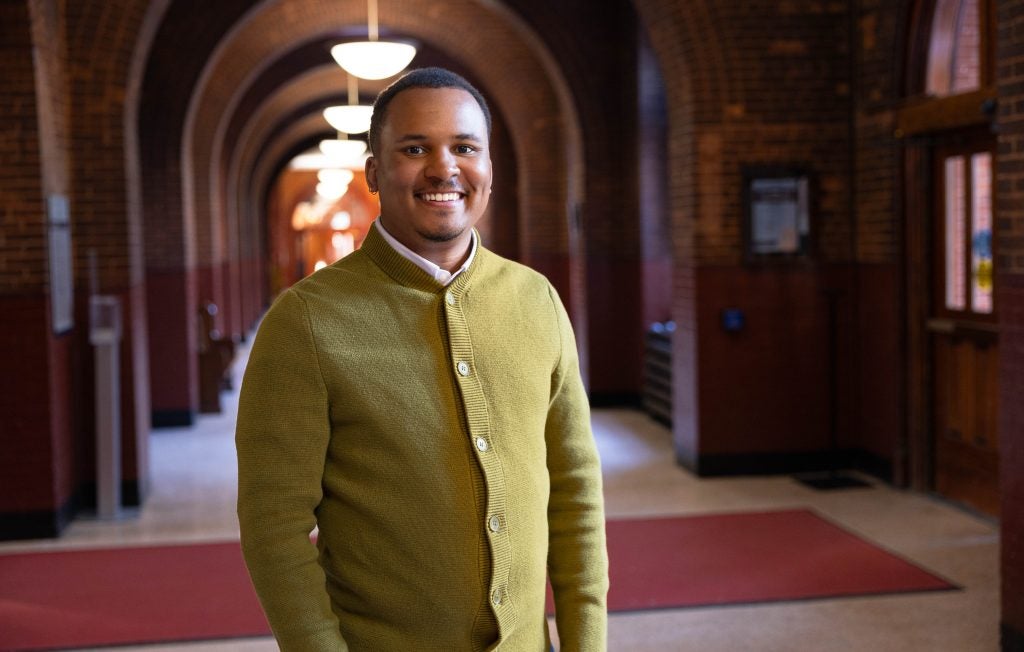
[374,219,477,280]
[378,220,472,273]
[423,239,473,273]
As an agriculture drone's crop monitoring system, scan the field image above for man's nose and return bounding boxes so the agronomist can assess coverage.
[425,149,459,180]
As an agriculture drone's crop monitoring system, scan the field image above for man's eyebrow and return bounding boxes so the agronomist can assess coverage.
[394,133,484,143]
[395,134,428,143]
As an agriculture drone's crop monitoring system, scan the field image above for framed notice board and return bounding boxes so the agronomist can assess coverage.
[742,166,813,263]
[48,194,73,334]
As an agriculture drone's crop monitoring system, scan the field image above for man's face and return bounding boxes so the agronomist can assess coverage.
[366,87,492,254]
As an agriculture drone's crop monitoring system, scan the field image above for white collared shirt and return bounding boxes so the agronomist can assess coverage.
[373,218,477,286]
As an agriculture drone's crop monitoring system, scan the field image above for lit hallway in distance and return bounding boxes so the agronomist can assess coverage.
[0,340,999,652]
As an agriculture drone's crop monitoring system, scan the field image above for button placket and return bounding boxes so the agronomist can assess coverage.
[441,284,513,627]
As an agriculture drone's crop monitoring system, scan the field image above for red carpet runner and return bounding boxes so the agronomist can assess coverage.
[600,509,954,611]
[0,510,955,650]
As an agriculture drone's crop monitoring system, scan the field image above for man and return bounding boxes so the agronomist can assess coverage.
[236,67,608,651]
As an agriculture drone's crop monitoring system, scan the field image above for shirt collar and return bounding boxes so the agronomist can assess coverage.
[373,218,477,286]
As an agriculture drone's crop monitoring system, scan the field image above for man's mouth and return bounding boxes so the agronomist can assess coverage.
[418,191,464,202]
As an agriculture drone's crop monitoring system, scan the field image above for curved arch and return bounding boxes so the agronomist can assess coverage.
[63,0,175,493]
[629,0,703,458]
[180,0,587,335]
[925,0,982,96]
[225,66,347,332]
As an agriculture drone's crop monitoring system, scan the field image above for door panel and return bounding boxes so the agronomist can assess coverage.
[930,137,999,517]
[932,326,999,514]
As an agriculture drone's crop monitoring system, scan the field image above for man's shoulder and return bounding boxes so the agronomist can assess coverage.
[477,247,552,293]
[287,249,377,297]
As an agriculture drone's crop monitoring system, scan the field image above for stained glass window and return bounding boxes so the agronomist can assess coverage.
[945,156,966,311]
[970,152,993,313]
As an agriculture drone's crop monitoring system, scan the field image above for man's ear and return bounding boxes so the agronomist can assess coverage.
[365,156,378,193]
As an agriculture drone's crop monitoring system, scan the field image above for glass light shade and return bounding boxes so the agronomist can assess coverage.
[290,152,336,170]
[316,180,349,201]
[324,105,373,134]
[331,211,352,230]
[331,41,416,80]
[317,169,355,186]
[319,139,367,160]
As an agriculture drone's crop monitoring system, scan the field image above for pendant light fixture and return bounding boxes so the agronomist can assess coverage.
[323,74,373,135]
[323,105,373,134]
[316,168,355,201]
[331,0,416,80]
[319,138,367,162]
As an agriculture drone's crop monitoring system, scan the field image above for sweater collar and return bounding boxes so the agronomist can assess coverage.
[361,222,483,294]
[373,219,477,286]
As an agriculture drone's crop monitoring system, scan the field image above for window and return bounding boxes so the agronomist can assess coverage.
[941,151,993,315]
[926,0,984,97]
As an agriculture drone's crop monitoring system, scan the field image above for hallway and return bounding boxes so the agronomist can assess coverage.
[0,341,999,652]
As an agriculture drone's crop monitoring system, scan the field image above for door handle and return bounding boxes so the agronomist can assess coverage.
[927,318,955,333]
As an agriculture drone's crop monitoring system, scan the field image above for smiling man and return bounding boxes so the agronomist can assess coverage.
[236,68,608,651]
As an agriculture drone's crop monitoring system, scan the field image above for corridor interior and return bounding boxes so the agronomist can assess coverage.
[0,340,999,652]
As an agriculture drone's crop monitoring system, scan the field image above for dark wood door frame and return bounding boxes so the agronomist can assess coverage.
[902,139,935,491]
[901,121,997,495]
[898,0,997,492]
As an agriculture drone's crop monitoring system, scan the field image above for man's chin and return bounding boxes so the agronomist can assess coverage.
[416,226,465,243]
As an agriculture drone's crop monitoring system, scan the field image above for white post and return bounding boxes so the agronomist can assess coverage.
[90,295,122,520]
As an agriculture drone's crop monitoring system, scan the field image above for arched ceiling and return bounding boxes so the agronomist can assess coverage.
[138,0,580,271]
[220,40,488,248]
[135,0,686,339]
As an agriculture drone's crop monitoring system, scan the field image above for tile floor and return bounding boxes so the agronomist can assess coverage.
[0,339,1000,651]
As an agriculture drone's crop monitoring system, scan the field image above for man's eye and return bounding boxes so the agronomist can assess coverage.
[405,146,425,155]
[455,145,476,154]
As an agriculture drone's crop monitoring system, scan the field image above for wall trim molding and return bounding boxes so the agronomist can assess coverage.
[0,497,75,541]
[677,448,892,483]
[0,479,143,541]
[589,392,642,408]
[1004,623,1024,652]
[151,409,194,428]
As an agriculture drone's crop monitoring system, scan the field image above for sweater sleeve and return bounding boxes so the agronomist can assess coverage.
[235,289,348,651]
[545,285,609,651]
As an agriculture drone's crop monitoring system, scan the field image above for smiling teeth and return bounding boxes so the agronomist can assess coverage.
[422,192,461,201]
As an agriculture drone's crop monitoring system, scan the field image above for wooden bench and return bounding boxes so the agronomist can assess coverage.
[198,302,235,414]
[642,321,673,427]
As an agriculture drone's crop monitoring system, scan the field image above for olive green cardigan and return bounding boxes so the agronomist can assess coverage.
[236,226,608,651]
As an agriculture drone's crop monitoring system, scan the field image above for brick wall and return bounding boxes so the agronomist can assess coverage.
[0,0,65,293]
[502,0,648,398]
[0,0,76,535]
[63,0,153,494]
[997,0,1024,645]
[2,0,158,533]
[635,0,864,468]
[631,0,700,458]
[852,0,916,477]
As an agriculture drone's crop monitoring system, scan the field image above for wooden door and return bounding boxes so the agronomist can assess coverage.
[930,137,999,516]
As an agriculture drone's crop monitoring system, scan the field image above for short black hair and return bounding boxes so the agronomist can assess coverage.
[368,67,492,155]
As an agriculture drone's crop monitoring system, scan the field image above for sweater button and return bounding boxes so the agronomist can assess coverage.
[475,437,489,452]
[445,291,456,306]
[457,361,470,376]
[491,588,503,606]
[489,515,501,533]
